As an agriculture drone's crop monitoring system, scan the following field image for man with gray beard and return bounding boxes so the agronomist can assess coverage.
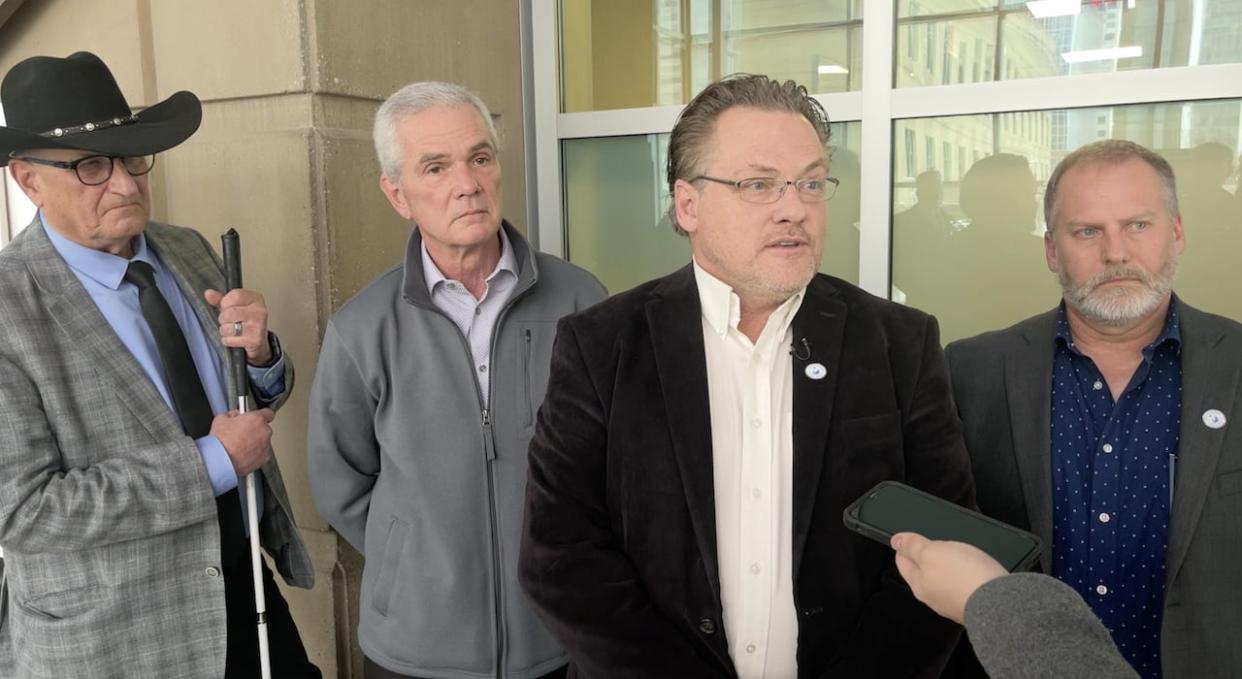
[945,139,1242,678]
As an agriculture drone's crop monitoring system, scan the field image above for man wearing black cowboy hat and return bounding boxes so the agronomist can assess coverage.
[0,51,319,678]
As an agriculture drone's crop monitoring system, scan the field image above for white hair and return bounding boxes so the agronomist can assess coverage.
[373,81,499,181]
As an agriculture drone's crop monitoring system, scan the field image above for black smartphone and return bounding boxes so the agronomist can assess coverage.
[843,481,1043,572]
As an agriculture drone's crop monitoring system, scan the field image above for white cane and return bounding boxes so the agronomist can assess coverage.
[222,229,272,679]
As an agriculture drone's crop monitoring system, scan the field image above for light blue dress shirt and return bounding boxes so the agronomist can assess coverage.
[42,215,284,524]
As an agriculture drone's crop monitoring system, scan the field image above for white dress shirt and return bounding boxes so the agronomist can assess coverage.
[421,229,518,406]
[694,260,803,679]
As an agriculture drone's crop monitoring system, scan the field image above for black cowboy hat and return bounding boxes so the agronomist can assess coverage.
[0,51,201,166]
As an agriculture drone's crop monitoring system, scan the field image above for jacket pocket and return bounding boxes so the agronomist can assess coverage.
[523,328,534,426]
[1218,468,1242,496]
[15,584,107,622]
[372,516,408,617]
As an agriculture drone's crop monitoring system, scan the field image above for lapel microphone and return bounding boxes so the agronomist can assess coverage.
[791,337,811,361]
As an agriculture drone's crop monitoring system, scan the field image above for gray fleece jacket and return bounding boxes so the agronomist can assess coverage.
[308,222,606,679]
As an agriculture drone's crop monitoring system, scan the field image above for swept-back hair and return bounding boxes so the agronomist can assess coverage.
[666,73,831,235]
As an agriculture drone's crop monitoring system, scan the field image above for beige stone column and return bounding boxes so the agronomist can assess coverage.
[0,1,528,676]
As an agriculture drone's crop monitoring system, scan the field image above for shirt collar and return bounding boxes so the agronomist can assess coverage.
[41,211,155,290]
[1055,295,1182,355]
[692,258,804,341]
[421,227,518,294]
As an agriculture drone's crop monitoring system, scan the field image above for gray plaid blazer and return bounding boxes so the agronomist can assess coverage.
[0,218,314,678]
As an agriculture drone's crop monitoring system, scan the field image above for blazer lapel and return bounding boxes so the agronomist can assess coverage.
[1005,311,1057,571]
[789,277,846,582]
[1166,304,1236,587]
[646,265,722,599]
[146,227,229,363]
[24,221,184,440]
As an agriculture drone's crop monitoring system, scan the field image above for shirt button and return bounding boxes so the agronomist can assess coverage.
[205,567,220,578]
[750,418,763,428]
[751,488,762,500]
[1101,443,1113,454]
[1093,380,1104,390]
[478,365,487,373]
[474,308,482,316]
[746,643,757,654]
[1096,584,1109,595]
[749,563,761,575]
[1098,512,1111,523]
[698,617,717,635]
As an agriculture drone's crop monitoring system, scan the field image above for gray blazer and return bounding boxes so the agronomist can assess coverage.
[946,301,1242,677]
[0,219,313,679]
[965,573,1136,679]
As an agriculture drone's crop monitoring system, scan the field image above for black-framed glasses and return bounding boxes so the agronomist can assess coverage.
[10,153,156,186]
[691,175,840,203]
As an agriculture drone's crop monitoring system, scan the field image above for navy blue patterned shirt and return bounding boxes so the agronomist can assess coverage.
[1050,298,1182,679]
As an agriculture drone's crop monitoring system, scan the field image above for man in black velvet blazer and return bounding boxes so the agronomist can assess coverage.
[519,74,975,679]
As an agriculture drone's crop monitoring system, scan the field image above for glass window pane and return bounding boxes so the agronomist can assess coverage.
[560,0,862,113]
[563,123,862,293]
[892,100,1242,343]
[896,0,1242,88]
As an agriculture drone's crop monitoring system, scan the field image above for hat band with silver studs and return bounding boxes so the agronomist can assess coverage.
[40,113,139,138]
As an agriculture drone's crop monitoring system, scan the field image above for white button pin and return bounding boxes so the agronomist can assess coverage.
[805,363,827,380]
[1202,409,1227,430]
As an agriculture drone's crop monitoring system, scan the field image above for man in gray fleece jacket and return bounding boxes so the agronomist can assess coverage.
[307,81,606,679]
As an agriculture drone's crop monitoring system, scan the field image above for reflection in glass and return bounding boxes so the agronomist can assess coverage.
[896,0,1242,88]
[560,0,863,113]
[893,100,1242,343]
[563,123,862,294]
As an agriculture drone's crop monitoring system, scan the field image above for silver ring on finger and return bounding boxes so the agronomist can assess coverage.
[233,321,243,337]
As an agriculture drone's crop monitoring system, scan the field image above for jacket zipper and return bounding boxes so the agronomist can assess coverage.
[418,267,536,679]
[481,408,505,678]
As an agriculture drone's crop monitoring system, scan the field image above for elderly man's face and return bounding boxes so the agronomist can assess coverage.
[674,106,827,307]
[11,148,150,256]
[380,105,502,254]
[1045,158,1184,327]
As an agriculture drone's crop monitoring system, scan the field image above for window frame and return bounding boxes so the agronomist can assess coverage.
[522,0,1242,298]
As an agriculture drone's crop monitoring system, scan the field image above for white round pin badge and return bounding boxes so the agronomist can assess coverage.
[805,363,827,380]
[1202,409,1227,430]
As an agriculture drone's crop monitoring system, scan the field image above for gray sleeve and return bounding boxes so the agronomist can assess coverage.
[307,320,378,552]
[964,573,1138,679]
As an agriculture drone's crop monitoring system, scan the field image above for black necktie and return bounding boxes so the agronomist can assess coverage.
[125,260,244,565]
[124,261,214,437]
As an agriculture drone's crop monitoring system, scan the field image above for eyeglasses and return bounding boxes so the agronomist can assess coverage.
[691,175,840,203]
[10,153,156,186]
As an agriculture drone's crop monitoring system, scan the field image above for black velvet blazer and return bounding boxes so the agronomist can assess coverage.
[520,265,975,678]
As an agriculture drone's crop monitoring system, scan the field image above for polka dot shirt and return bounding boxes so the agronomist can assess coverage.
[1050,300,1181,679]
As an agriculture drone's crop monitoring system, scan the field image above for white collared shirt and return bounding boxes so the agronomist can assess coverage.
[694,259,803,679]
[421,229,518,405]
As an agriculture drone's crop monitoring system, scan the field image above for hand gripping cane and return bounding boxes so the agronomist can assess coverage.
[221,229,272,679]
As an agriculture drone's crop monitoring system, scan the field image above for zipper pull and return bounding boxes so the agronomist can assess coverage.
[482,409,497,460]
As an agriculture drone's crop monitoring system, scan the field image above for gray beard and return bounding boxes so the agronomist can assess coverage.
[1058,255,1179,327]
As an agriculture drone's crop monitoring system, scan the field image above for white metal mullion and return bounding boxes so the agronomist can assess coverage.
[890,62,1242,119]
[558,105,686,139]
[530,0,565,257]
[857,0,897,298]
[555,91,865,140]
